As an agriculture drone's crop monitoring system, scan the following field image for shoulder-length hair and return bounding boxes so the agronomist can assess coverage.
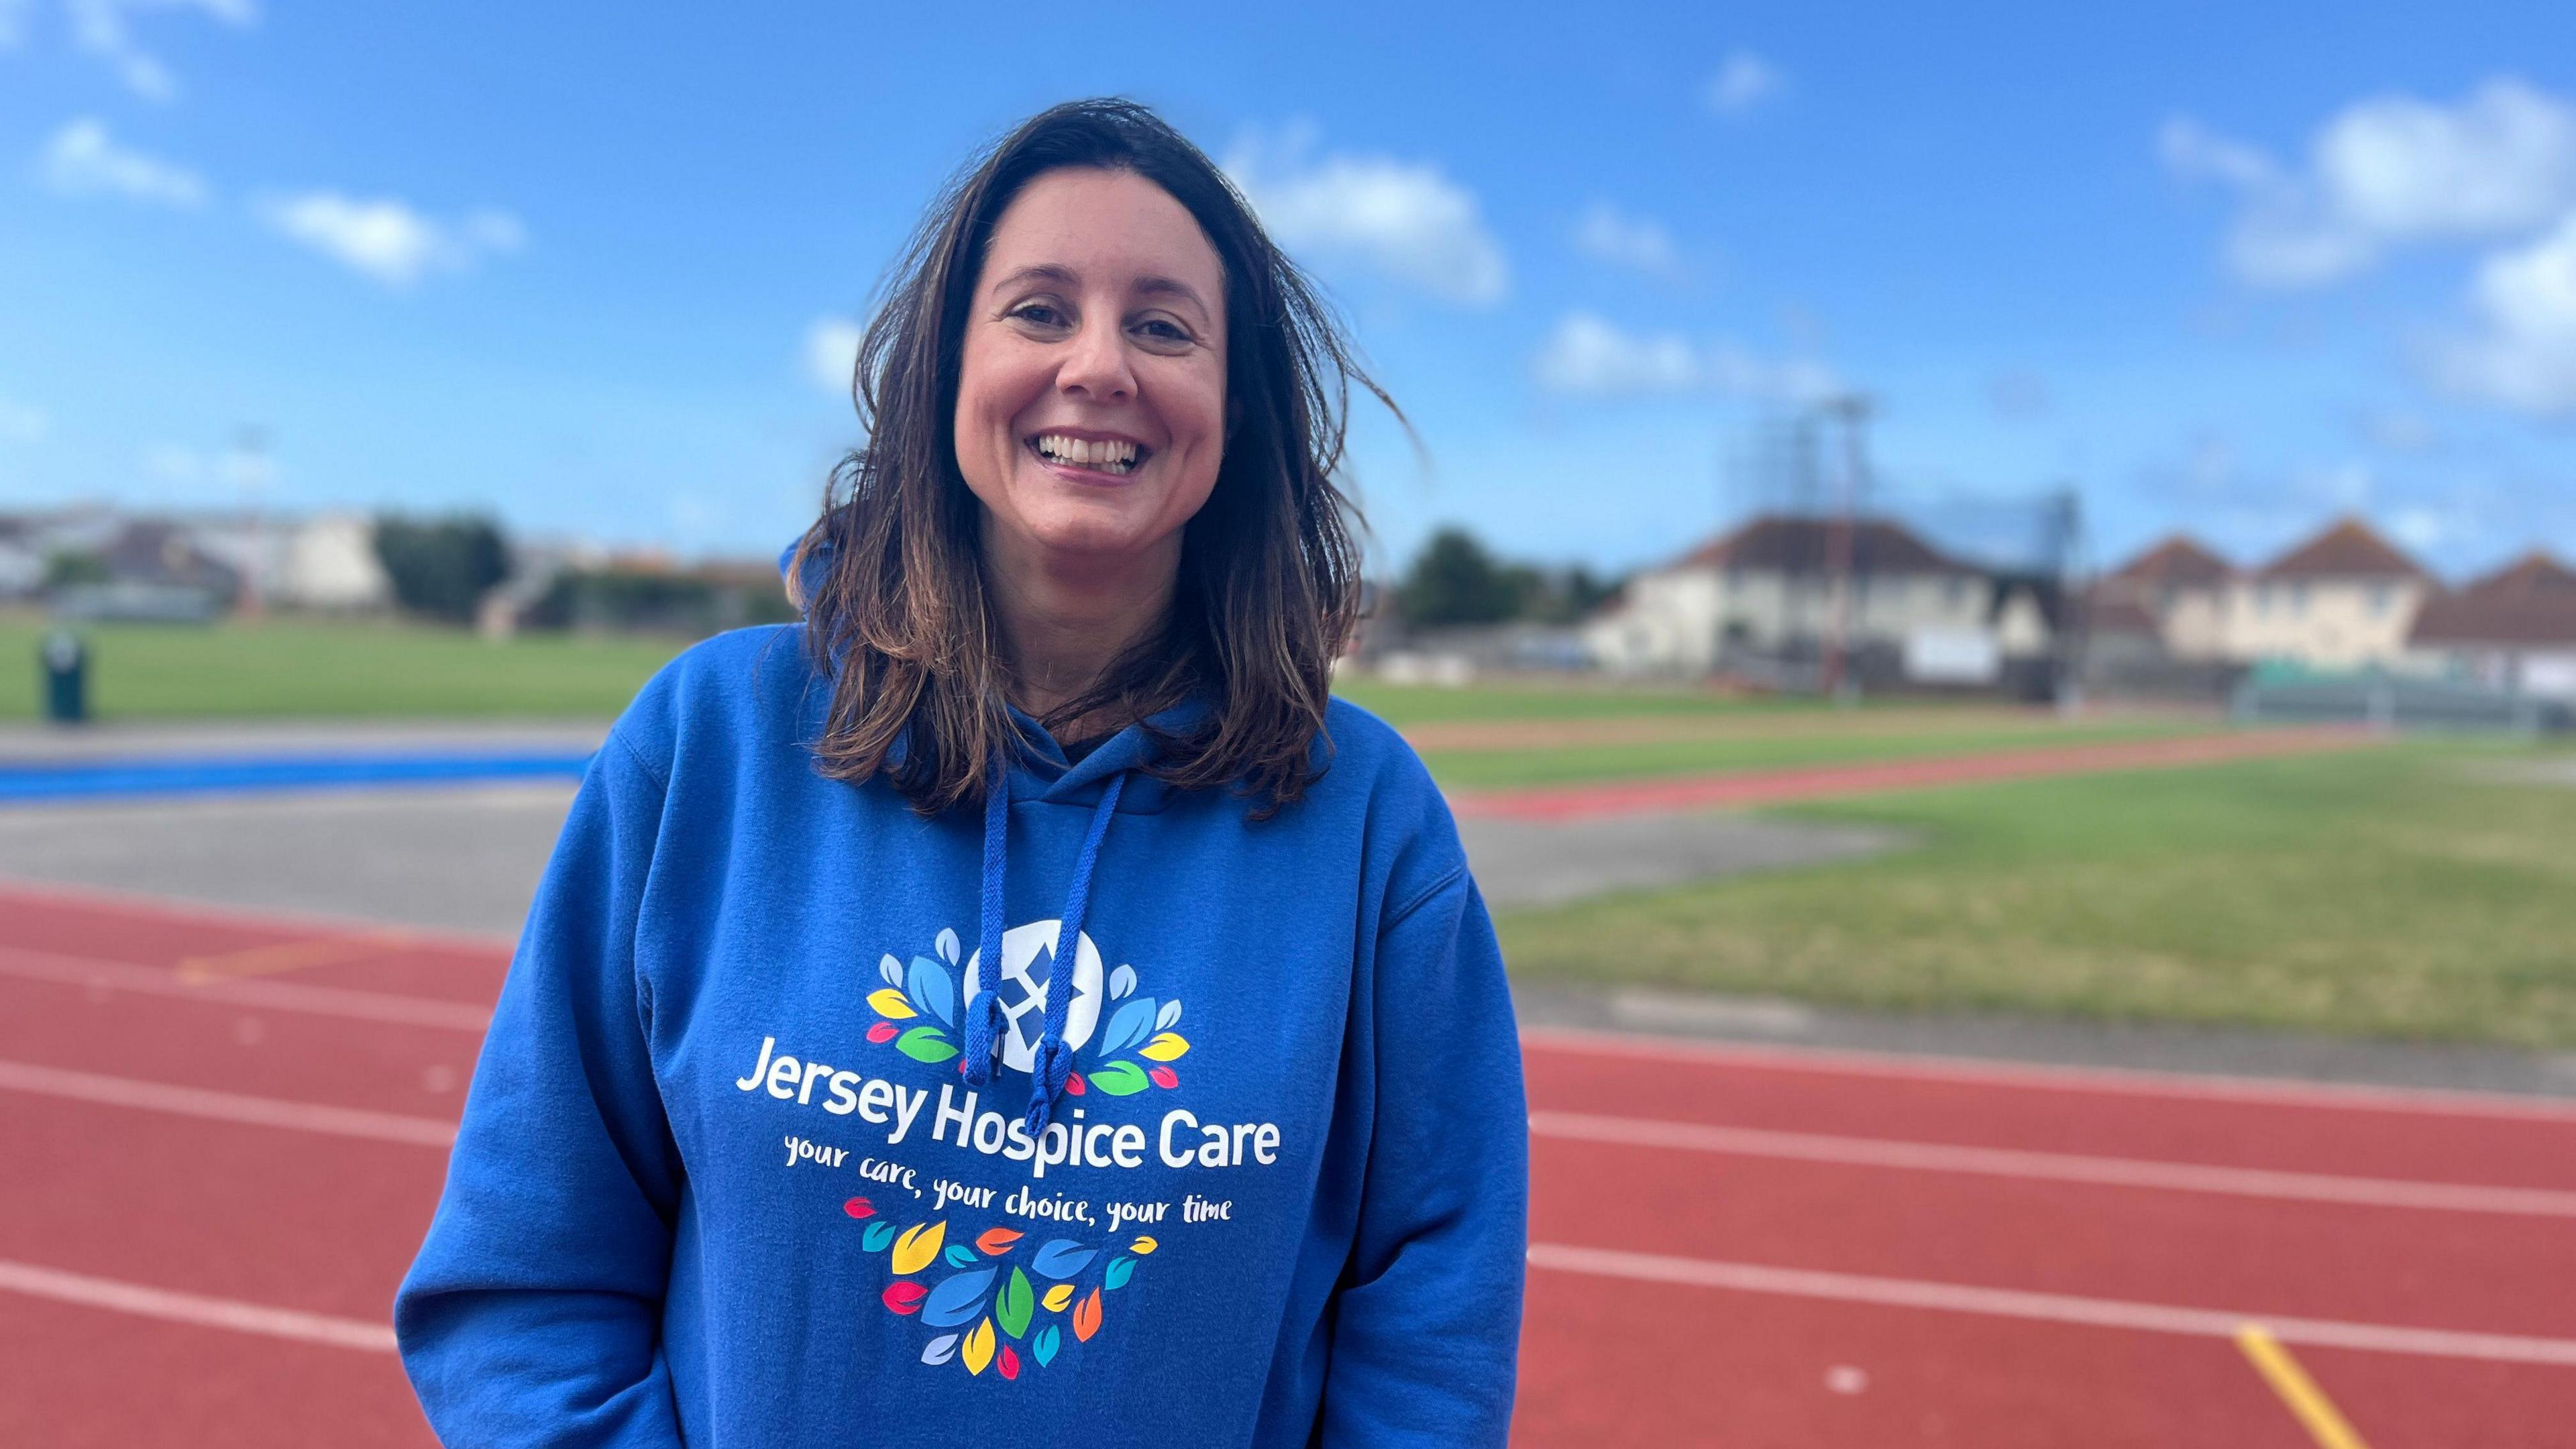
[794,97,1386,817]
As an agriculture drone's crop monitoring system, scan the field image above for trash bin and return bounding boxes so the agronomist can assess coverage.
[41,629,88,724]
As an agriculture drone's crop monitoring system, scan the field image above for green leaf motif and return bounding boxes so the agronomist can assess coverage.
[896,1026,959,1064]
[997,1267,1034,1339]
[1105,1255,1135,1291]
[1087,1060,1150,1096]
[1032,1323,1061,1366]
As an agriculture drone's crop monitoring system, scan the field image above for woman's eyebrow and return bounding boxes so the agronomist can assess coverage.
[991,263,1080,294]
[1134,274,1210,317]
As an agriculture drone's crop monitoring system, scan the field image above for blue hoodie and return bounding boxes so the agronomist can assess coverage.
[393,622,1529,1446]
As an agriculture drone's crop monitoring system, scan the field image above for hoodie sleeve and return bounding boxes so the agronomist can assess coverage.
[394,729,686,1446]
[1320,862,1529,1446]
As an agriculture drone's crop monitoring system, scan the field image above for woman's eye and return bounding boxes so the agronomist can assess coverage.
[1134,319,1191,344]
[1012,304,1067,328]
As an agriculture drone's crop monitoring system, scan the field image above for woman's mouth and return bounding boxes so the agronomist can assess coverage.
[1028,432,1148,477]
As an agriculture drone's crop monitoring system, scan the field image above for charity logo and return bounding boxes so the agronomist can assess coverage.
[838,1198,1160,1380]
[863,924,1189,1094]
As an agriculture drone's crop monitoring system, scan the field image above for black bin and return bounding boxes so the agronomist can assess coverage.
[41,630,88,724]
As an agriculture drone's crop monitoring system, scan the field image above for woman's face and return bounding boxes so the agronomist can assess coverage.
[954,167,1228,575]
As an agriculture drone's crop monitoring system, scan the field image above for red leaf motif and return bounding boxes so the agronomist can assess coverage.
[842,1197,874,1220]
[866,1022,896,1044]
[1148,1065,1178,1090]
[998,1344,1021,1380]
[881,1281,928,1316]
[1065,1072,1085,1095]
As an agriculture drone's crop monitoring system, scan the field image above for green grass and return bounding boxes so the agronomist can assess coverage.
[1496,741,2576,1048]
[1415,720,2196,790]
[1332,677,1957,726]
[1,618,689,720]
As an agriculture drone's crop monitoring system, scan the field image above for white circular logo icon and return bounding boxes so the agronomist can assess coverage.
[960,920,1104,1073]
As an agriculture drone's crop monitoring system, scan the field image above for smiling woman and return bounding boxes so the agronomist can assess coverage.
[393,99,1527,1449]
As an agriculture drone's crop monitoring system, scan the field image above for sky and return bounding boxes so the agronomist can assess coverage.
[3,1,2575,582]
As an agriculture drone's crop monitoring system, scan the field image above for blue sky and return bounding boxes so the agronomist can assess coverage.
[4,1,2574,582]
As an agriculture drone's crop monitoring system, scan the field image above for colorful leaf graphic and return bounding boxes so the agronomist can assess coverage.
[907,955,956,1028]
[1130,1235,1158,1255]
[891,1222,945,1276]
[880,1281,928,1316]
[865,1022,896,1044]
[1106,1256,1135,1291]
[936,926,960,965]
[1072,1287,1102,1342]
[996,1267,1034,1338]
[1029,1240,1097,1280]
[879,954,904,988]
[1108,963,1136,1000]
[866,989,916,1020]
[943,1244,979,1269]
[842,1197,874,1220]
[975,1226,1024,1256]
[861,1220,896,1252]
[922,1267,996,1328]
[1033,1324,1061,1366]
[998,1343,1021,1380]
[1087,1061,1150,1096]
[1041,1283,1074,1313]
[963,1318,995,1375]
[1100,997,1157,1054]
[1155,999,1182,1031]
[897,1026,959,1064]
[922,1332,959,1366]
[1065,1071,1085,1095]
[1148,1065,1179,1090]
[1138,1031,1189,1062]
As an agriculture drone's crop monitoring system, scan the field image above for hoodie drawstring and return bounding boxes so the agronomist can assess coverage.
[958,751,1127,1140]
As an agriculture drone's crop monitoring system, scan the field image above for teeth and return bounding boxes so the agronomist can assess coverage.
[1033,434,1140,473]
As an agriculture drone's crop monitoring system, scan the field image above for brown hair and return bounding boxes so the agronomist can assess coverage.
[794,98,1390,817]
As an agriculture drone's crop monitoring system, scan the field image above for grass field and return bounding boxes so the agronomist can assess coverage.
[1497,740,2576,1049]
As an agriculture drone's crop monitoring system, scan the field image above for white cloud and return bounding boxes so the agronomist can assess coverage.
[805,315,863,394]
[1224,128,1507,307]
[1574,202,1683,279]
[0,394,46,443]
[1533,312,1837,403]
[2163,78,2576,287]
[2436,213,2576,417]
[2388,505,2457,551]
[256,193,524,286]
[36,117,207,207]
[70,0,258,103]
[142,441,205,484]
[1704,49,1786,117]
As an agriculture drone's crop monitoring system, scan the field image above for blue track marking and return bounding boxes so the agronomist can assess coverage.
[0,752,596,804]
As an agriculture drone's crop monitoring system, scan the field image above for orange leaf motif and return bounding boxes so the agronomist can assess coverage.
[975,1226,1024,1256]
[1072,1287,1103,1342]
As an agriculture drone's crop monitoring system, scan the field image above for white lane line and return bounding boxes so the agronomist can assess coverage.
[0,1059,456,1146]
[1527,1242,2576,1366]
[0,1258,396,1352]
[1532,1110,2576,1218]
[1522,1025,2576,1124]
[0,945,493,1033]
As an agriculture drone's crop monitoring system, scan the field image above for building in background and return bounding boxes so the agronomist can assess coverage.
[2406,552,2576,700]
[2226,517,2435,670]
[2094,534,2233,659]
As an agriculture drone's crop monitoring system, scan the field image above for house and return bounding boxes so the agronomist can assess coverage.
[2406,551,2576,700]
[2226,517,2435,669]
[2096,533,2233,659]
[1585,515,1993,678]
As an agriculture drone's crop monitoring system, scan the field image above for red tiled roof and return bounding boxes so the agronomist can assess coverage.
[2256,517,2430,581]
[2108,535,2233,587]
[2408,551,2576,647]
[1673,515,1966,575]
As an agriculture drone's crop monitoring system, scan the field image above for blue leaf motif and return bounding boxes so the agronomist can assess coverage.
[1028,1240,1097,1280]
[1100,997,1156,1055]
[908,956,956,1028]
[936,927,961,966]
[1032,1323,1061,1366]
[1106,1255,1135,1291]
[942,1244,979,1268]
[861,1220,896,1252]
[1155,1000,1181,1032]
[922,1332,961,1366]
[1108,963,1136,1000]
[922,1267,997,1328]
[879,954,903,989]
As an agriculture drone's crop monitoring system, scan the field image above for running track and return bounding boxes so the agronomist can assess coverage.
[4,882,2573,1446]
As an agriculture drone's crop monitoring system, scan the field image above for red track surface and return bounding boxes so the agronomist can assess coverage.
[6,883,2575,1446]
[1450,726,2376,822]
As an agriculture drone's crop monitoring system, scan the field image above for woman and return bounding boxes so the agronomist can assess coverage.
[396,98,1526,1447]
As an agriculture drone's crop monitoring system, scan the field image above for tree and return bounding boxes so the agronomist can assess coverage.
[1395,526,1522,628]
[374,514,510,624]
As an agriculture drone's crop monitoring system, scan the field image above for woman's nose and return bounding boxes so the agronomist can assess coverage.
[1057,318,1136,403]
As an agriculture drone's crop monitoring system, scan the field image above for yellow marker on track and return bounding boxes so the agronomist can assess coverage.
[2236,1324,2373,1449]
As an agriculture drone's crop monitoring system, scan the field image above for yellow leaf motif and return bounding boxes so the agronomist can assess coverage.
[963,1318,995,1375]
[1138,1032,1189,1062]
[866,989,917,1020]
[1129,1235,1158,1254]
[890,1221,945,1276]
[1042,1283,1074,1313]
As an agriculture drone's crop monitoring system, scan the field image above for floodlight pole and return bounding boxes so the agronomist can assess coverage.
[1818,394,1872,700]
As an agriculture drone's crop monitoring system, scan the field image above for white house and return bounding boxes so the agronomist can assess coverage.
[2406,552,2576,700]
[2226,518,2434,669]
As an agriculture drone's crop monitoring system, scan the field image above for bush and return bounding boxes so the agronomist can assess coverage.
[374,515,509,624]
[525,568,797,636]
